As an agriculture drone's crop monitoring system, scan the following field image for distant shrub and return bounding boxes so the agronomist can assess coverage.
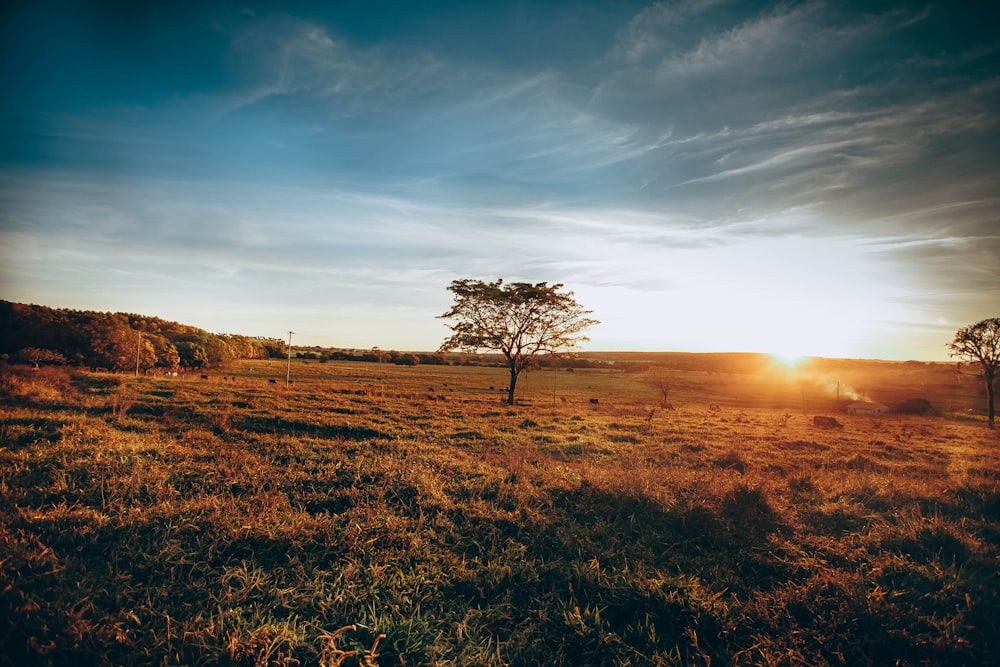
[17,347,66,367]
[893,398,934,415]
[394,354,420,366]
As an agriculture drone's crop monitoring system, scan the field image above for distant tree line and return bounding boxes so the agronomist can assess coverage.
[291,345,648,372]
[0,301,285,372]
[294,348,447,366]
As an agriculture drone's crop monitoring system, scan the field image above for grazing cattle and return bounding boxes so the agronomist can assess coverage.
[200,374,209,380]
[269,379,277,384]
[709,404,720,411]
[589,398,600,404]
[813,415,843,429]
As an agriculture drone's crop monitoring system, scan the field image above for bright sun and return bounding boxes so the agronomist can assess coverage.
[769,353,808,368]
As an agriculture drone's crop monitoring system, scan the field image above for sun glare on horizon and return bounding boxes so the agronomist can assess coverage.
[769,352,809,368]
[584,233,891,359]
[704,236,898,359]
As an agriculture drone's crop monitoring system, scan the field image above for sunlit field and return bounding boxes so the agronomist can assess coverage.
[2,357,998,666]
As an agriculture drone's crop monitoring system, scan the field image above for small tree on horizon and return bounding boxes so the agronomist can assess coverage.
[438,279,598,405]
[949,317,999,428]
[647,369,671,407]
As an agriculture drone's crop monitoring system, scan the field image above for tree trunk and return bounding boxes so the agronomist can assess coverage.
[507,367,519,405]
[987,372,996,428]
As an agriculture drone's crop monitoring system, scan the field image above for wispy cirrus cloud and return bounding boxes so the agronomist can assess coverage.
[221,15,450,114]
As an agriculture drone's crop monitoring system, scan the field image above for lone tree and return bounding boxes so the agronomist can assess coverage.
[949,317,999,428]
[439,279,598,405]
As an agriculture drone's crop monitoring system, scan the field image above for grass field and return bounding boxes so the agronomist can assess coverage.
[1,358,998,665]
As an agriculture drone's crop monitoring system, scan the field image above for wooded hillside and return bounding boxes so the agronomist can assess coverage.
[0,301,285,372]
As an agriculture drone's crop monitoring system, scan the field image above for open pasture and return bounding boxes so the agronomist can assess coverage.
[1,359,998,665]
[231,354,987,417]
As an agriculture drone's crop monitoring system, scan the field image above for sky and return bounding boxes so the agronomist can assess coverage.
[1,0,998,360]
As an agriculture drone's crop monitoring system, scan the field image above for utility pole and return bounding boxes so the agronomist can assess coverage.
[286,331,294,384]
[552,355,558,405]
[135,331,142,377]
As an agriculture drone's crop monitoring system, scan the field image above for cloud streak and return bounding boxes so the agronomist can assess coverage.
[222,15,450,114]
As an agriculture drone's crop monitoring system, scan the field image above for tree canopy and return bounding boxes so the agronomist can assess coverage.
[439,279,598,404]
[949,317,999,428]
[0,301,285,372]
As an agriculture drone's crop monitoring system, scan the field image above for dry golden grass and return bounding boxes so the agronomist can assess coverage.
[1,360,997,666]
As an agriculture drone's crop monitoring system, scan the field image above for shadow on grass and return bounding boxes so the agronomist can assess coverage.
[432,483,764,665]
[70,373,125,395]
[236,415,390,441]
[0,416,67,451]
[107,400,393,443]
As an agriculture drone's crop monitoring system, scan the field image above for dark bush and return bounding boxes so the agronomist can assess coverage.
[893,398,934,415]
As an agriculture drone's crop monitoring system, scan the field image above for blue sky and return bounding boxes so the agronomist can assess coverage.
[2,0,998,359]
